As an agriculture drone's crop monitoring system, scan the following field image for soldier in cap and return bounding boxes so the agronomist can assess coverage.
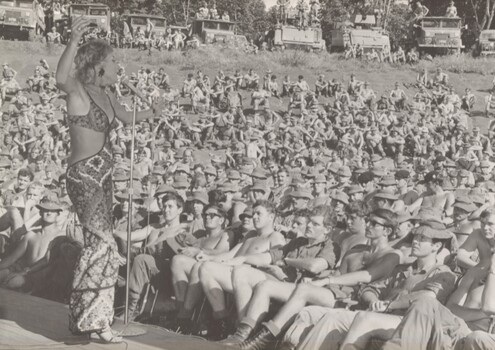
[253,209,402,349]
[292,223,454,350]
[380,208,495,350]
[0,192,64,286]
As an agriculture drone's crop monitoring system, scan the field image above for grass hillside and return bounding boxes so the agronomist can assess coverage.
[1,40,495,131]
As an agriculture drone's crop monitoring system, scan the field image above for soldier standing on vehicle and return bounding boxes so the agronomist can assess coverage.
[297,0,309,28]
[145,18,155,39]
[277,0,290,25]
[446,1,457,17]
[309,0,320,27]
[412,1,429,20]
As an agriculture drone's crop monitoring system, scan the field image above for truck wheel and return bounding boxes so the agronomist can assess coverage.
[27,29,35,41]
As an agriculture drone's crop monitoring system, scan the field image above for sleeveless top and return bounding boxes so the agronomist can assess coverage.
[67,92,118,133]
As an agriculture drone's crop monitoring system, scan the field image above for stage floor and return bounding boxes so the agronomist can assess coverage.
[0,288,228,350]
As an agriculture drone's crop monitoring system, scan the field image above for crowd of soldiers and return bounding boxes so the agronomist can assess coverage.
[5,52,495,349]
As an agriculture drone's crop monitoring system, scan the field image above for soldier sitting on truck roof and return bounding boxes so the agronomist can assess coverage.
[209,2,219,20]
[446,1,457,18]
[197,1,209,19]
[221,12,230,21]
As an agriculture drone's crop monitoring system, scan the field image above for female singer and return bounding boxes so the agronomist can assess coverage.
[56,16,164,343]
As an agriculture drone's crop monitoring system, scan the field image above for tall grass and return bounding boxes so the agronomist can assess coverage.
[2,40,495,76]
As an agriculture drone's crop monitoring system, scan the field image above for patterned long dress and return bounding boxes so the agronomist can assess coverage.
[66,94,119,334]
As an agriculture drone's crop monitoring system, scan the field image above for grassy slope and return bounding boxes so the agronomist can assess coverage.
[1,40,495,132]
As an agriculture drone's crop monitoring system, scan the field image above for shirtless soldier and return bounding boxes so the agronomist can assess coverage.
[0,193,64,287]
[198,200,286,339]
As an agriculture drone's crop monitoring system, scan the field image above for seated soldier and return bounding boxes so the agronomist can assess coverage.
[393,46,406,63]
[244,69,260,90]
[170,204,231,331]
[406,49,418,64]
[461,87,476,112]
[219,205,338,346]
[431,67,449,89]
[0,74,21,104]
[409,171,455,220]
[0,193,64,287]
[390,82,407,111]
[46,26,62,44]
[365,126,385,157]
[237,209,403,350]
[381,207,495,350]
[315,74,328,98]
[197,200,286,340]
[182,73,197,97]
[485,90,495,117]
[284,224,455,350]
[251,85,270,111]
[124,193,190,317]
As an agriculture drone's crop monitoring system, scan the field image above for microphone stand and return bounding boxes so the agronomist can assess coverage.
[124,95,137,325]
[115,94,146,337]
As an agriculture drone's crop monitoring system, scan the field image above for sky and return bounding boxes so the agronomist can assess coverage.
[263,0,277,9]
[263,0,296,10]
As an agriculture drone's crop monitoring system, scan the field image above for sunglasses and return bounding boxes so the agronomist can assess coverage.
[369,219,385,227]
[203,212,221,219]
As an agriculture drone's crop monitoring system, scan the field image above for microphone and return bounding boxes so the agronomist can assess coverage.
[121,79,148,102]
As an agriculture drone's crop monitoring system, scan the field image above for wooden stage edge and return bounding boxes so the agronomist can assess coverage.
[0,288,228,350]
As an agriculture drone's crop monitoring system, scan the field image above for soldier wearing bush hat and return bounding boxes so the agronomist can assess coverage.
[331,190,349,206]
[36,192,63,212]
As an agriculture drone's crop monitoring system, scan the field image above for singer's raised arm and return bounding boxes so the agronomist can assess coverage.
[56,16,92,94]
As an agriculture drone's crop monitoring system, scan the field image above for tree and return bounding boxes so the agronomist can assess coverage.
[467,0,495,32]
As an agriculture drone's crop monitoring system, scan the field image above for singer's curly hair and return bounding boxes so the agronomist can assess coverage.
[74,40,113,85]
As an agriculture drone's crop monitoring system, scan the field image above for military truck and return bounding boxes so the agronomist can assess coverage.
[268,6,325,52]
[123,14,167,37]
[0,0,45,41]
[413,16,464,55]
[475,29,495,56]
[330,14,390,53]
[66,3,110,41]
[190,18,246,46]
[272,24,325,51]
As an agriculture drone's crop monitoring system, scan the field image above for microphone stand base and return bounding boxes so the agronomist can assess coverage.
[112,322,147,337]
